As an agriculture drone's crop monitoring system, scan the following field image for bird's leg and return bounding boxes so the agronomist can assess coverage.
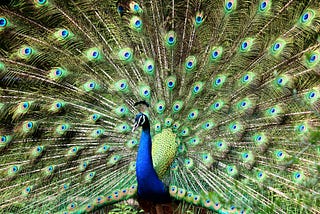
[155,204,163,214]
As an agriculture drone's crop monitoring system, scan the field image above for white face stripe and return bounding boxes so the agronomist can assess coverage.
[134,114,145,128]
[141,115,146,125]
[132,114,146,132]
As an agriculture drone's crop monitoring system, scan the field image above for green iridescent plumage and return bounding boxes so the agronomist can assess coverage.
[0,0,319,213]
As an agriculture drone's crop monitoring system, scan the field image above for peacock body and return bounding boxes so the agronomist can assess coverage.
[0,0,320,213]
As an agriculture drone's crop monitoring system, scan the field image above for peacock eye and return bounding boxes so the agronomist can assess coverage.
[273,43,280,51]
[168,36,174,44]
[309,92,315,98]
[24,47,32,55]
[196,16,202,23]
[260,1,267,10]
[1,136,6,142]
[55,68,62,76]
[147,65,153,71]
[0,17,7,27]
[37,0,47,4]
[55,103,62,109]
[299,125,305,131]
[212,51,218,58]
[133,4,139,11]
[27,122,33,128]
[309,54,317,62]
[22,102,29,109]
[60,29,69,38]
[225,1,234,11]
[124,52,131,59]
[241,41,248,49]
[135,20,141,27]
[118,5,124,12]
[303,13,308,20]
[91,51,99,58]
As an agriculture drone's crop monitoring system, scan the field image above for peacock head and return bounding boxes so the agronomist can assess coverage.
[132,100,150,132]
[132,113,149,132]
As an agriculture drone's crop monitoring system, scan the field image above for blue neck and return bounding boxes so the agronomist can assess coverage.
[136,126,170,202]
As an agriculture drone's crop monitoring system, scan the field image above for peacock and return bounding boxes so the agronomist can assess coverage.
[0,0,320,213]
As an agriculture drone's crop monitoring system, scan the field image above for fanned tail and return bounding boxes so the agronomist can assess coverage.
[0,0,320,213]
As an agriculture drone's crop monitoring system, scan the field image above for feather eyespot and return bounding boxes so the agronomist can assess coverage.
[309,54,317,63]
[0,17,7,27]
[260,1,267,10]
[1,136,6,142]
[23,47,32,55]
[60,29,69,38]
[273,43,281,51]
[37,0,46,4]
[26,122,33,129]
